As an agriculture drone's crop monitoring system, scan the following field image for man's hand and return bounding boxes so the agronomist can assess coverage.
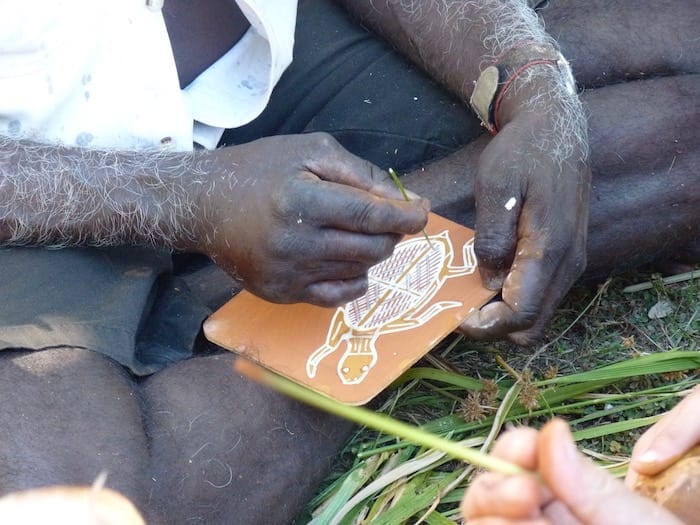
[461,419,683,525]
[193,132,429,306]
[461,97,591,344]
[336,0,591,343]
[0,133,427,307]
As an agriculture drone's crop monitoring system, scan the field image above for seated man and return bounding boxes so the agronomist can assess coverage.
[461,386,700,525]
[0,0,697,523]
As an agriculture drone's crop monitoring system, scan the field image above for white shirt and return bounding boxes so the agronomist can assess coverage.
[0,0,297,151]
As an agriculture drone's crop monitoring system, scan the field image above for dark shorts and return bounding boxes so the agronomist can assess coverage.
[0,0,481,375]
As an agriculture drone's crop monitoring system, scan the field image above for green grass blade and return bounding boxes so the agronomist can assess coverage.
[309,455,383,525]
[369,471,461,525]
[572,415,662,441]
[396,368,491,392]
[537,351,700,386]
[425,511,458,525]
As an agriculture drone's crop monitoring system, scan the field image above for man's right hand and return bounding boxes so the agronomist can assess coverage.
[193,132,429,306]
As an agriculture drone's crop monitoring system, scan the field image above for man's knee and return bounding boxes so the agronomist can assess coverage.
[0,348,148,506]
[141,353,353,524]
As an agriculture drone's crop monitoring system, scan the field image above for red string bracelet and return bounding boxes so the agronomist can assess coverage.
[491,58,560,134]
[469,42,569,135]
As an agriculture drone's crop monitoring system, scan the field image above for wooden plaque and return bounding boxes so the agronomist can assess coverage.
[204,213,496,405]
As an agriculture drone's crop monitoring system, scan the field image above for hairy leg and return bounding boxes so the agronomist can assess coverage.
[582,74,699,275]
[141,352,353,525]
[0,349,149,510]
[0,348,352,525]
[405,73,700,275]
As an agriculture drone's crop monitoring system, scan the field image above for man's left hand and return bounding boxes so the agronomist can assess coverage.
[460,101,591,345]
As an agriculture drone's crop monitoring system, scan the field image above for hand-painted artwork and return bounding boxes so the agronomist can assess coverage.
[306,231,477,385]
[204,213,497,405]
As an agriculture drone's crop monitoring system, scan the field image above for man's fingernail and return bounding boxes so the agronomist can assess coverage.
[480,269,505,290]
[404,189,420,200]
[462,313,478,329]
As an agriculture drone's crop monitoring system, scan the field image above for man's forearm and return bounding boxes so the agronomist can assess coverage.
[337,0,560,101]
[338,0,587,162]
[0,137,204,250]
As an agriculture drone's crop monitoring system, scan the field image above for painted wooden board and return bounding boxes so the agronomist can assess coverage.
[204,213,497,405]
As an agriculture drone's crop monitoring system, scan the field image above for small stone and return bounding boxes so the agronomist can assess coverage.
[648,300,674,319]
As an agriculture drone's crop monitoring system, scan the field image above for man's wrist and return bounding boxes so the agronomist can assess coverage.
[495,63,577,129]
[470,42,577,133]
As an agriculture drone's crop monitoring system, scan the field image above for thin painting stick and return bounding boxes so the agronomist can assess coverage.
[388,168,433,247]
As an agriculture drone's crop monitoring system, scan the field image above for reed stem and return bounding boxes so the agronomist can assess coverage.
[235,358,526,476]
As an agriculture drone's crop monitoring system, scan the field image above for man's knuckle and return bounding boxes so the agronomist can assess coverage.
[349,200,378,232]
[307,131,337,152]
[270,231,292,258]
[270,187,296,218]
[542,241,568,265]
[371,235,397,262]
[514,307,539,327]
[369,162,389,184]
